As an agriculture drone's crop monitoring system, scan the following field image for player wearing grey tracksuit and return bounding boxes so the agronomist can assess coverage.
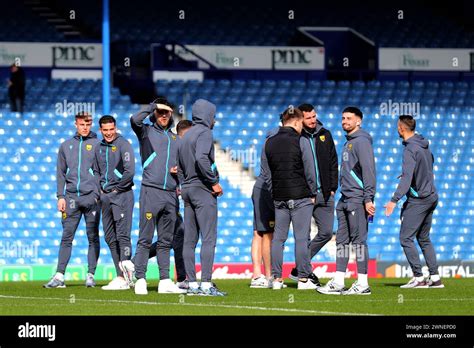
[56,132,101,275]
[337,129,376,275]
[178,99,220,284]
[390,134,439,278]
[94,134,135,278]
[131,104,179,280]
[264,127,317,280]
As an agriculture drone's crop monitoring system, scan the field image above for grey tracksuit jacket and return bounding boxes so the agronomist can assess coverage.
[56,131,100,199]
[391,134,437,203]
[254,127,279,191]
[130,104,179,191]
[340,129,376,203]
[94,134,135,193]
[178,99,219,192]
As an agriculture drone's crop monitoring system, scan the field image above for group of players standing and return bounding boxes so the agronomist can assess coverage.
[250,104,444,294]
[43,96,444,297]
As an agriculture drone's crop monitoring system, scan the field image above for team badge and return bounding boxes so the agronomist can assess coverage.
[319,135,326,142]
[86,144,92,151]
[348,143,353,150]
[62,212,67,220]
[269,221,275,228]
[146,212,153,220]
[112,146,117,152]
[171,135,177,141]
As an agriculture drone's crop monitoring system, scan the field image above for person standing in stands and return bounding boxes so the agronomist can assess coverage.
[44,112,100,288]
[130,97,185,295]
[265,107,318,290]
[287,103,338,286]
[318,106,376,296]
[384,115,443,289]
[93,115,135,291]
[178,99,226,296]
[8,64,25,113]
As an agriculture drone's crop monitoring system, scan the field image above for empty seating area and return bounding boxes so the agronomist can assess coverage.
[0,77,473,267]
[49,0,474,47]
[0,1,64,42]
[0,78,136,114]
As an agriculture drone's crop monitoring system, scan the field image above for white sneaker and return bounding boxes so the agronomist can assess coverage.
[134,278,148,295]
[297,279,318,290]
[341,281,371,295]
[268,278,287,289]
[158,279,187,294]
[250,275,269,288]
[272,279,284,290]
[400,277,429,289]
[316,278,345,295]
[102,277,130,290]
[119,260,135,287]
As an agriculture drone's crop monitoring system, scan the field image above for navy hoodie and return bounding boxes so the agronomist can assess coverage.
[391,134,437,203]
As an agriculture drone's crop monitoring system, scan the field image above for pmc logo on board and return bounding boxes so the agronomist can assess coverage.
[52,45,95,66]
[271,49,312,67]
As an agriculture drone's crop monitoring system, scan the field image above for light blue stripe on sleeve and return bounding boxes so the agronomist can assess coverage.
[143,152,157,169]
[114,169,123,179]
[350,170,364,189]
[410,187,419,197]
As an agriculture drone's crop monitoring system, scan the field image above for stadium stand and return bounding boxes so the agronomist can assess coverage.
[1,78,473,267]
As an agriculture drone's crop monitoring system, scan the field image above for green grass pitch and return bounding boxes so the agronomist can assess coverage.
[1,278,473,316]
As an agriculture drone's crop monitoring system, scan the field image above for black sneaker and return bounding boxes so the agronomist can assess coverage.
[428,278,445,288]
[308,273,321,287]
[288,268,298,281]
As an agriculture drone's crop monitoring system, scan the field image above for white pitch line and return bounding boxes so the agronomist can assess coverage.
[222,297,474,304]
[0,295,380,316]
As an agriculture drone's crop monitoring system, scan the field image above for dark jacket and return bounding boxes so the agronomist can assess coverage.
[9,67,25,99]
[131,104,179,191]
[178,99,219,192]
[93,134,135,193]
[56,131,100,199]
[340,129,376,204]
[301,120,338,201]
[265,126,313,201]
[391,134,437,203]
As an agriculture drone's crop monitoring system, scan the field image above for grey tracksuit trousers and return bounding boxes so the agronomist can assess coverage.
[272,198,313,279]
[309,192,335,258]
[335,198,369,275]
[101,189,134,277]
[134,185,178,280]
[400,196,439,277]
[181,186,217,283]
[139,213,186,282]
[57,192,100,274]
